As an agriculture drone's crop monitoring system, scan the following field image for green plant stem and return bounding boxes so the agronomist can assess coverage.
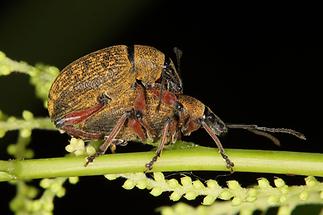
[0,148,322,182]
[0,117,55,131]
[0,51,34,75]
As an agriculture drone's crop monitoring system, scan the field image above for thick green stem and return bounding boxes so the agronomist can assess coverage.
[0,148,322,181]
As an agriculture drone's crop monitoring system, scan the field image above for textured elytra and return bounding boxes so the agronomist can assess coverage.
[48,45,180,121]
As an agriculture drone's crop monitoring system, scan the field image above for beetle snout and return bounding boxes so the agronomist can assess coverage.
[203,107,227,135]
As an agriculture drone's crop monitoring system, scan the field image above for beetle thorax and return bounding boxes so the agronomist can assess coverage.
[178,95,205,120]
[176,95,205,135]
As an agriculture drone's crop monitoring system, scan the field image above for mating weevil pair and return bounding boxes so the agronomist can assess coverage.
[48,45,306,171]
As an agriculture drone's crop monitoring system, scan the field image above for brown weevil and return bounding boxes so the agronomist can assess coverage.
[50,83,305,171]
[48,45,182,127]
[48,45,305,171]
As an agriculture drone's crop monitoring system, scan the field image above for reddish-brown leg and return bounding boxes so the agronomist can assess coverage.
[127,118,146,141]
[201,121,234,171]
[181,119,201,136]
[133,82,156,139]
[168,119,179,143]
[85,111,131,166]
[145,118,172,170]
[133,81,146,112]
[151,87,178,106]
[55,103,105,127]
[61,125,102,140]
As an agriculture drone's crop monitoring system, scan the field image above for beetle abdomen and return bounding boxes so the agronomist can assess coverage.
[48,45,135,119]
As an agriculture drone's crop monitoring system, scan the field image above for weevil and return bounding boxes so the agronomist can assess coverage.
[53,84,305,170]
[48,45,182,125]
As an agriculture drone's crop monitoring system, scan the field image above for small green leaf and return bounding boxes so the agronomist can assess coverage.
[167,179,179,188]
[170,191,182,201]
[56,187,66,198]
[184,191,197,200]
[68,177,79,184]
[180,176,192,187]
[206,179,220,189]
[122,179,135,190]
[202,195,216,205]
[0,129,6,138]
[154,172,165,182]
[22,110,34,120]
[192,180,205,189]
[40,179,52,188]
[20,128,32,138]
[219,190,233,200]
[305,176,317,187]
[258,178,271,188]
[136,179,148,190]
[227,180,241,190]
[150,187,163,196]
[274,178,285,188]
[104,174,119,180]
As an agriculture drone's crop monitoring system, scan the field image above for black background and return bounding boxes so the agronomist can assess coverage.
[0,1,322,214]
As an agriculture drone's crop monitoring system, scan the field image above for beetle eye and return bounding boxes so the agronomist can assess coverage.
[175,102,184,112]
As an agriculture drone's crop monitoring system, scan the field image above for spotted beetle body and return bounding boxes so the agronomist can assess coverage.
[48,45,305,171]
[48,45,182,121]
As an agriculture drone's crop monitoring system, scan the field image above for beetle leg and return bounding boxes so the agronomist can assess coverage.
[55,93,110,127]
[112,139,128,146]
[201,121,234,172]
[150,87,178,106]
[133,80,146,112]
[85,111,131,166]
[127,118,146,141]
[60,125,102,140]
[168,119,179,143]
[156,76,166,111]
[145,118,172,170]
[132,81,157,139]
[55,103,105,127]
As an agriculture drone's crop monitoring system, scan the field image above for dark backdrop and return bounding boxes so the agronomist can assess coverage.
[0,1,322,214]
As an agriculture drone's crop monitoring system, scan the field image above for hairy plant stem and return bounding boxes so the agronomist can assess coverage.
[0,148,322,182]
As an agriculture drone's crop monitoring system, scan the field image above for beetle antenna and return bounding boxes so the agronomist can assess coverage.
[226,124,306,145]
[247,129,281,146]
[173,47,183,74]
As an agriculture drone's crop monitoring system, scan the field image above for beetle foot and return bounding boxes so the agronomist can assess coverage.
[113,139,128,146]
[84,151,104,167]
[222,153,234,172]
[145,155,158,171]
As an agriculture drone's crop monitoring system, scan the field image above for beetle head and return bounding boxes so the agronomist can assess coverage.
[202,107,227,136]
